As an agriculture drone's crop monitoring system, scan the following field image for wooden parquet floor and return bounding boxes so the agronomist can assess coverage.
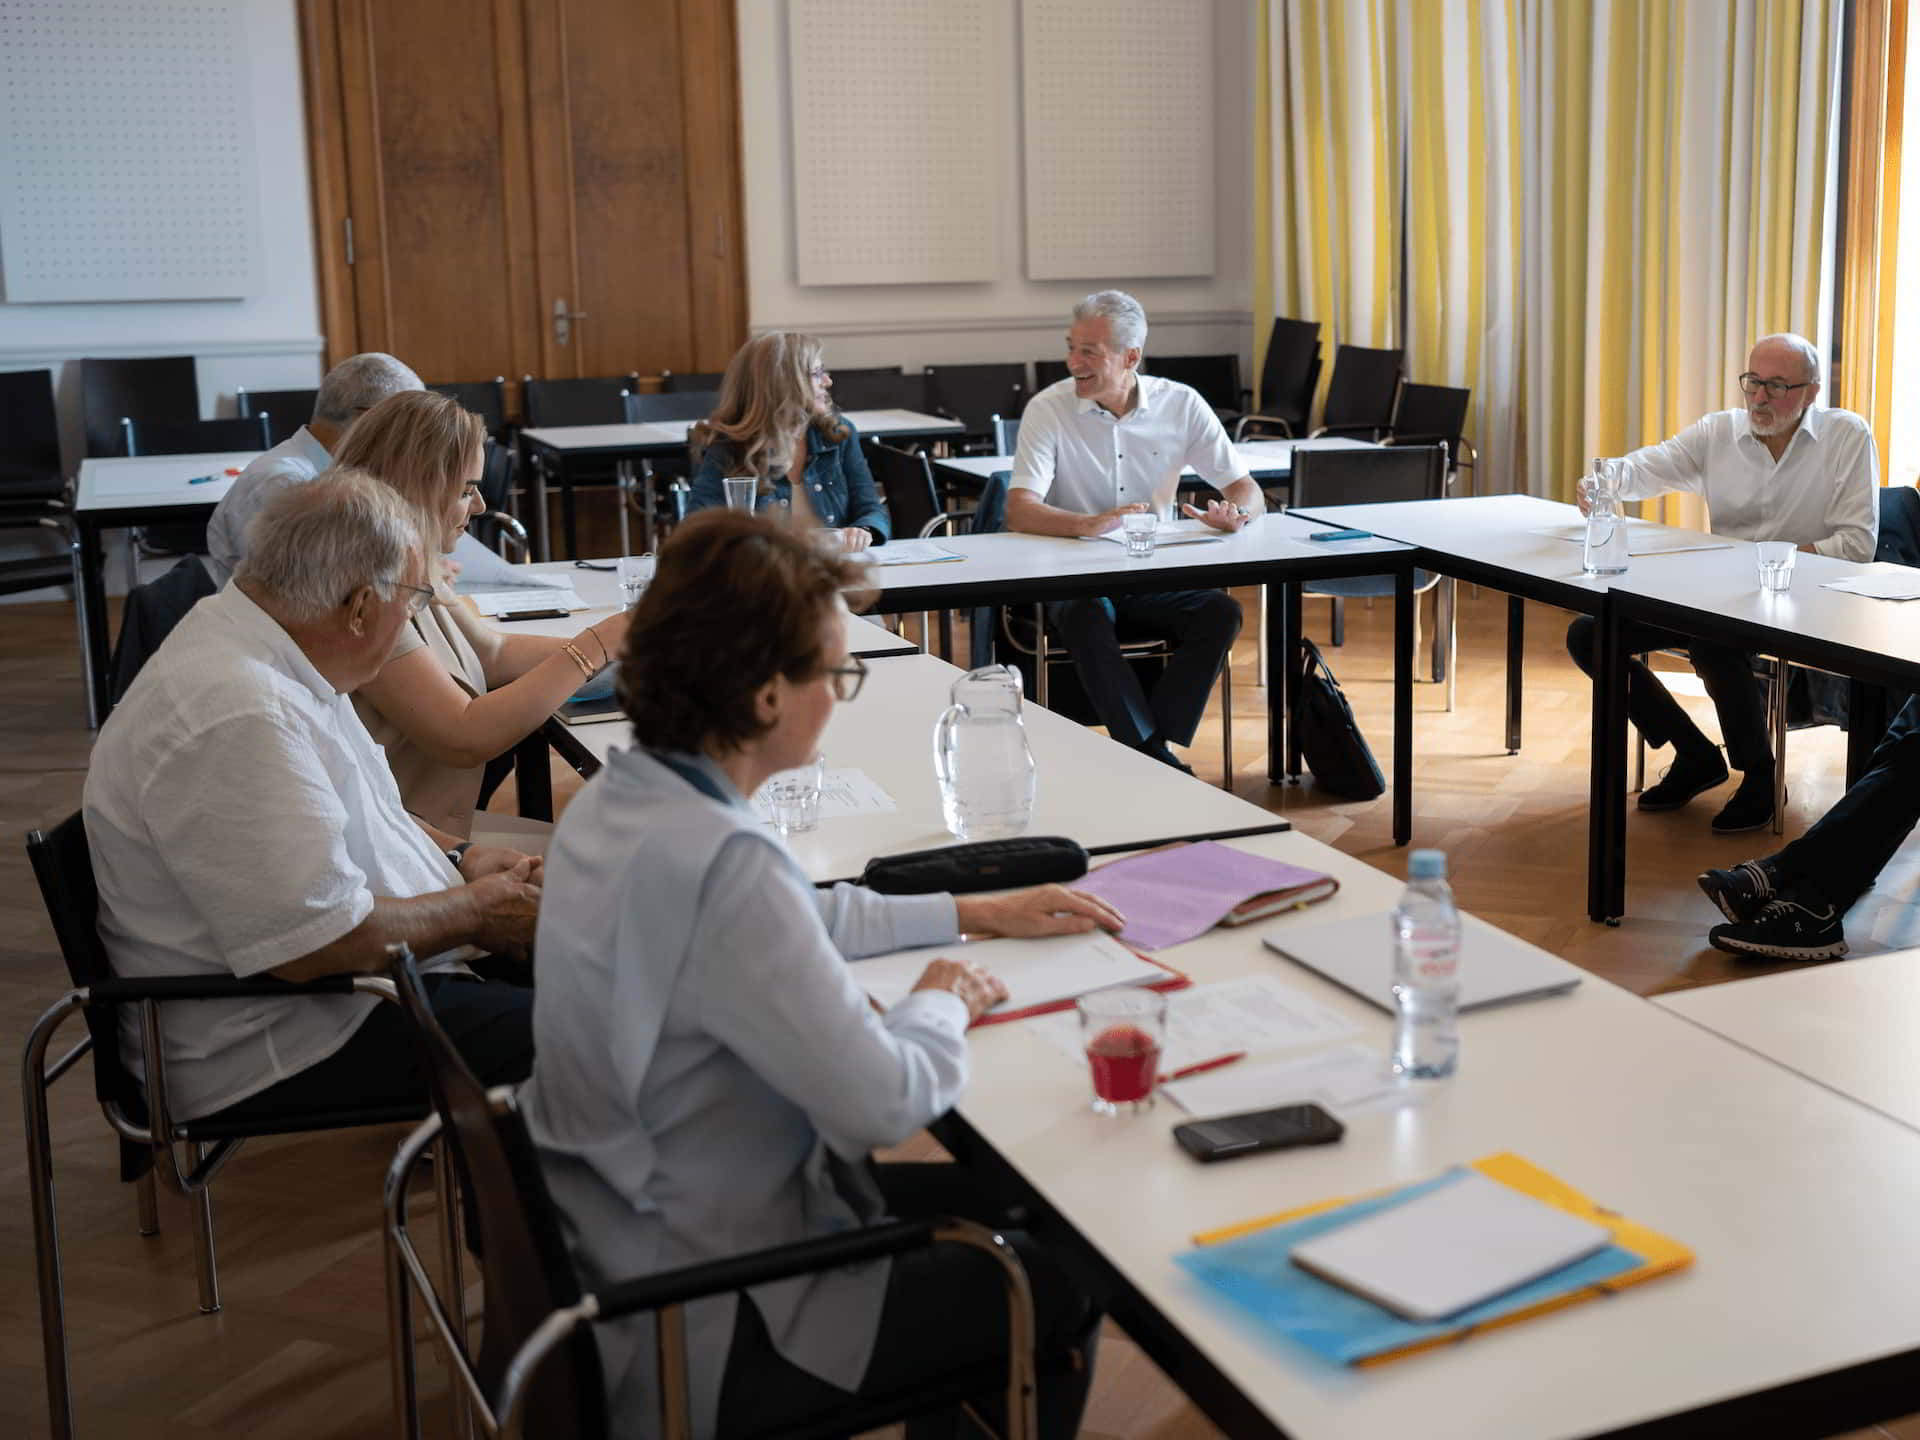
[3,583,1916,1439]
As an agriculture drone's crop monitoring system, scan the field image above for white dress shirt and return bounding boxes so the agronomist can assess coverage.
[204,426,334,585]
[1011,373,1243,514]
[1611,406,1878,562]
[83,585,468,1120]
[523,746,966,1440]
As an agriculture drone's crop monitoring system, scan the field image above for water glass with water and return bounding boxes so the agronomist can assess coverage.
[618,554,650,610]
[1078,988,1166,1115]
[723,476,758,512]
[1756,541,1796,592]
[1121,510,1158,559]
[762,756,825,835]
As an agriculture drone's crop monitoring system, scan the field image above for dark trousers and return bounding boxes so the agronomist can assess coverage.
[1046,589,1241,749]
[1565,614,1771,772]
[716,1162,1103,1439]
[1770,695,1920,909]
[204,972,534,1122]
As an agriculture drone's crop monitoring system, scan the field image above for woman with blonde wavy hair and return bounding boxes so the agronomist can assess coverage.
[337,389,628,836]
[687,331,891,550]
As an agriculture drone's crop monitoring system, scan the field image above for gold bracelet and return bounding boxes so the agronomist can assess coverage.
[562,643,595,679]
[589,628,610,667]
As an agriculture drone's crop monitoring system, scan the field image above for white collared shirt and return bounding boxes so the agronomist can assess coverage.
[1611,406,1879,562]
[205,426,334,585]
[83,585,467,1120]
[1010,373,1244,514]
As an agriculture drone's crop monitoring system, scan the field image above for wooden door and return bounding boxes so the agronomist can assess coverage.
[301,0,744,394]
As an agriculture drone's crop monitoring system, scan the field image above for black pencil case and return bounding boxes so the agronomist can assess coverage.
[859,836,1089,895]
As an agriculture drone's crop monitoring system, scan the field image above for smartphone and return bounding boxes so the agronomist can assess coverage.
[498,607,570,621]
[1308,527,1373,542]
[1173,1102,1344,1163]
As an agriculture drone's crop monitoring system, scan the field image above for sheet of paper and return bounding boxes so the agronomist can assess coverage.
[865,540,964,566]
[749,767,895,824]
[469,585,584,617]
[848,932,1165,1015]
[1089,519,1225,547]
[1530,521,1732,556]
[1025,974,1359,1073]
[1071,841,1334,950]
[1822,571,1920,600]
[1163,1041,1404,1118]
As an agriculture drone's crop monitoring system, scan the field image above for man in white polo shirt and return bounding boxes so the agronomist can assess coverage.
[84,470,540,1123]
[1007,291,1263,770]
[1565,332,1878,835]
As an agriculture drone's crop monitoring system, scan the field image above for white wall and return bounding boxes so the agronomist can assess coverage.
[735,0,1255,372]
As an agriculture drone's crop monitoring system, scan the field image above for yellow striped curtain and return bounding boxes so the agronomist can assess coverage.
[1264,0,1842,510]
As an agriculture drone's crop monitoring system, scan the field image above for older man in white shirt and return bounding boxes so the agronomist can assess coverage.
[1007,291,1262,771]
[1566,332,1879,834]
[85,471,540,1123]
[205,352,423,585]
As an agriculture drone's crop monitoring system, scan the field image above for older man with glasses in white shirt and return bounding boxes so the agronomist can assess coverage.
[1564,331,1879,835]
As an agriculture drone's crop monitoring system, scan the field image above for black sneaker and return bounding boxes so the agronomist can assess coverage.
[1708,895,1847,962]
[1697,859,1778,924]
[1637,750,1730,811]
[1711,770,1780,834]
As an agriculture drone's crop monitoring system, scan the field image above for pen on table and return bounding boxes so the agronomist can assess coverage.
[1158,1051,1247,1084]
[186,467,242,485]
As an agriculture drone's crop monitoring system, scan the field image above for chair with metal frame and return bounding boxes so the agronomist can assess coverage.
[1235,317,1323,440]
[118,414,274,590]
[1388,382,1476,493]
[235,387,320,446]
[0,368,71,596]
[866,441,967,655]
[923,364,1028,451]
[428,378,511,440]
[617,390,722,554]
[659,369,726,393]
[991,415,1021,456]
[520,374,643,557]
[80,355,200,461]
[828,368,927,413]
[1146,354,1247,427]
[471,437,530,561]
[1032,359,1070,390]
[1310,344,1404,441]
[380,945,1039,1440]
[22,814,426,1440]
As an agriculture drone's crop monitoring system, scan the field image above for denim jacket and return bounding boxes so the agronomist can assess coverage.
[689,417,891,540]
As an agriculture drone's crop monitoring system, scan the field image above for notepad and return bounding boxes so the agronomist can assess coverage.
[1289,1170,1612,1322]
[847,932,1168,1018]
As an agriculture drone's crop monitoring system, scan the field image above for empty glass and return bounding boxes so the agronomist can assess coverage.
[1121,510,1159,559]
[723,476,758,512]
[1756,541,1796,592]
[762,756,825,835]
[618,553,650,610]
[1078,989,1167,1115]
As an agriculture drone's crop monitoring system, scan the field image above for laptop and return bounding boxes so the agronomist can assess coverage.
[1261,911,1582,1013]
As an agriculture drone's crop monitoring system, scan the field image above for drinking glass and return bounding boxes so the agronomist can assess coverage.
[1756,541,1796,593]
[723,476,758,512]
[1121,510,1158,559]
[1078,989,1167,1115]
[762,756,826,835]
[617,553,650,610]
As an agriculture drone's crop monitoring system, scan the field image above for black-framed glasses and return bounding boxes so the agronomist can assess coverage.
[825,654,867,702]
[1738,373,1813,399]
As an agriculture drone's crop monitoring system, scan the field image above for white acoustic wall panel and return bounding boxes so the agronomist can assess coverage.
[0,0,263,302]
[1021,0,1214,280]
[787,0,997,286]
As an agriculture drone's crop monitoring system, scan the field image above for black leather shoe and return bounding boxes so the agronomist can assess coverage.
[1709,894,1847,962]
[1637,751,1729,811]
[1697,859,1779,924]
[1711,771,1779,834]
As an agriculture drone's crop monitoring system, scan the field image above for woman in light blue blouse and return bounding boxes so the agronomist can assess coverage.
[686,331,891,548]
[523,509,1116,1438]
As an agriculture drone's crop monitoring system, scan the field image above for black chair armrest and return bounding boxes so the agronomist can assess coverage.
[86,973,367,1005]
[592,1217,943,1321]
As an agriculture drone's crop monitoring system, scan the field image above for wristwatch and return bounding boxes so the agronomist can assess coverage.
[446,841,472,871]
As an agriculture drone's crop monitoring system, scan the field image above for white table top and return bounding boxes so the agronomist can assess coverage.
[936,436,1374,484]
[1656,951,1920,1132]
[555,649,1281,881]
[74,451,263,514]
[522,408,964,452]
[962,829,1920,1438]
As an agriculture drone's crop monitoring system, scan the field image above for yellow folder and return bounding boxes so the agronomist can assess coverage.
[1190,1152,1694,1366]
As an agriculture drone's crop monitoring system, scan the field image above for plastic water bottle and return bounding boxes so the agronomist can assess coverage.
[933,665,1037,839]
[1391,849,1461,1079]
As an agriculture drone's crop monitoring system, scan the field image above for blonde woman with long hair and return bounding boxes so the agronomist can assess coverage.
[339,390,628,836]
[687,331,890,550]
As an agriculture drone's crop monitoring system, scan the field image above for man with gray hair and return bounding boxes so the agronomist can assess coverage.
[84,469,538,1124]
[205,351,424,584]
[1006,290,1262,770]
[1565,331,1878,835]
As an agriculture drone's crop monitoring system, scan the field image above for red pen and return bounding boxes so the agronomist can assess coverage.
[1159,1051,1247,1084]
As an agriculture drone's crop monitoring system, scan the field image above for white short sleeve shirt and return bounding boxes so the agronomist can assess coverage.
[204,427,334,586]
[1010,373,1244,515]
[82,585,468,1119]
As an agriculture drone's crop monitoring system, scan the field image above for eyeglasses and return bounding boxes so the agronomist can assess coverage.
[825,654,867,702]
[385,580,434,616]
[1738,373,1814,399]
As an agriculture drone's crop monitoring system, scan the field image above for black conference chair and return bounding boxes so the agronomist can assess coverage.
[380,945,1040,1440]
[234,386,319,446]
[1289,444,1452,722]
[118,414,272,586]
[470,437,530,561]
[659,368,726,393]
[1236,317,1323,439]
[991,414,1021,456]
[80,355,199,460]
[521,374,641,556]
[618,390,721,553]
[1312,344,1404,441]
[829,368,928,414]
[107,555,217,706]
[428,377,510,439]
[1147,354,1247,426]
[1389,382,1475,491]
[0,368,70,596]
[22,815,425,1440]
[1033,359,1070,390]
[923,364,1028,449]
[867,442,967,655]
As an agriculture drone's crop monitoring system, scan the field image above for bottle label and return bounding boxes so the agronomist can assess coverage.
[1404,939,1458,983]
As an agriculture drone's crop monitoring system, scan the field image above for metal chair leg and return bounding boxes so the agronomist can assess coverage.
[1330,597,1345,647]
[1770,657,1788,836]
[25,998,82,1440]
[1442,578,1458,713]
[615,461,633,560]
[189,1144,220,1313]
[136,1166,159,1236]
[1256,585,1268,682]
[433,1136,475,1440]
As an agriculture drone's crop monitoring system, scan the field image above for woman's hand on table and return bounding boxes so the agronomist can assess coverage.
[954,885,1126,939]
[838,527,874,552]
[911,957,1009,1021]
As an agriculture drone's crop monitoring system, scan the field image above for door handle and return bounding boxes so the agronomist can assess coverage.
[553,298,588,347]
